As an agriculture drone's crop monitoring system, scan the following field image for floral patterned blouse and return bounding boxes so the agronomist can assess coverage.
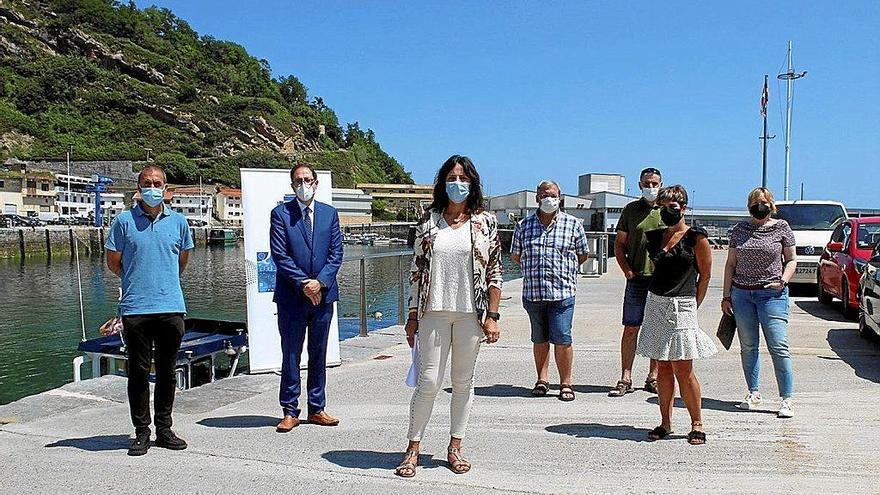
[408,208,503,322]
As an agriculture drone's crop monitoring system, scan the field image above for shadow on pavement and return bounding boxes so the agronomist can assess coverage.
[545,423,651,442]
[197,415,278,428]
[645,396,777,414]
[445,383,610,398]
[44,434,131,451]
[795,300,852,323]
[322,450,440,470]
[827,328,880,384]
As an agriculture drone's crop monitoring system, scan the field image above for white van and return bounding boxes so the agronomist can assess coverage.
[774,200,848,284]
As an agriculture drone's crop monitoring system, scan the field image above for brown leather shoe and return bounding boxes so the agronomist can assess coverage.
[307,411,340,427]
[276,415,300,433]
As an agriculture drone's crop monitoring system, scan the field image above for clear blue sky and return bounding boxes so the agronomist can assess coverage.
[136,0,879,208]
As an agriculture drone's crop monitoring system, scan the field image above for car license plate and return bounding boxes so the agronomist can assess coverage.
[796,266,816,275]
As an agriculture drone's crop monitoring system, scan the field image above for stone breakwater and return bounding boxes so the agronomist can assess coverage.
[0,227,238,259]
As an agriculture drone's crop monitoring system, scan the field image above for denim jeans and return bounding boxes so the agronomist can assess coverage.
[730,286,794,398]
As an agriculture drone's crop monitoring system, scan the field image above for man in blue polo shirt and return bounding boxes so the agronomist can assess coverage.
[105,164,194,456]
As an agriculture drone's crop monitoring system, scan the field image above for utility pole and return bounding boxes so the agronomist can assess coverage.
[759,75,775,188]
[777,41,807,200]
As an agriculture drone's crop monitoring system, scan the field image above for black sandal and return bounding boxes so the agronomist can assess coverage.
[648,426,673,440]
[644,377,658,394]
[531,380,550,397]
[688,422,706,445]
[559,384,575,402]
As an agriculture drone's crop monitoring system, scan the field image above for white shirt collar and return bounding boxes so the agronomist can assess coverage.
[297,199,314,212]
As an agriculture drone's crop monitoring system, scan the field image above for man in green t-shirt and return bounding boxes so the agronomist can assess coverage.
[609,167,662,397]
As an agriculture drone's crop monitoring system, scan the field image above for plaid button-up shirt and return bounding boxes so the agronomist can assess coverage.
[511,211,589,302]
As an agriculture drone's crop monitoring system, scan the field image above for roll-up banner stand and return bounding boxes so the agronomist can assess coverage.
[240,168,341,373]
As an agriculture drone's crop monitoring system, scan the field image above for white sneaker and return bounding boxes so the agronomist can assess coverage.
[778,398,794,418]
[737,392,762,410]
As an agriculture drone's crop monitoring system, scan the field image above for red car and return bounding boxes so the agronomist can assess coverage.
[818,216,880,318]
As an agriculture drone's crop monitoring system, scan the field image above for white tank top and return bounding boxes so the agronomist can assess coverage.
[426,218,475,313]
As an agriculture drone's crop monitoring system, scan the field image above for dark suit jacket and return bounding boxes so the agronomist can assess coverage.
[270,200,343,308]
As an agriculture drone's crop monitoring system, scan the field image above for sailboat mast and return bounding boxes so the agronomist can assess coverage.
[778,41,807,200]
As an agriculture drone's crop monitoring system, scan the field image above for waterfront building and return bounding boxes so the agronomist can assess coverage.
[214,187,243,226]
[4,158,137,187]
[331,187,373,225]
[169,186,213,224]
[0,170,57,215]
[0,172,25,215]
[356,183,432,213]
[54,174,126,221]
[578,173,626,196]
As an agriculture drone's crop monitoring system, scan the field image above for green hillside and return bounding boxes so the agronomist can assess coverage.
[0,0,413,187]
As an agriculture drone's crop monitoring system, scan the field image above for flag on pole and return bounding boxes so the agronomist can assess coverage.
[760,77,769,117]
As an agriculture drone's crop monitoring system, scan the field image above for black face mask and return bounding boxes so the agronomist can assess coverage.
[660,206,683,226]
[749,203,771,220]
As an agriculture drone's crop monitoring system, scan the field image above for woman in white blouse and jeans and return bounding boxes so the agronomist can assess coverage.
[395,155,503,478]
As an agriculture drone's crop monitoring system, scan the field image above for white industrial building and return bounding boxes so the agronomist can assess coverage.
[578,173,626,196]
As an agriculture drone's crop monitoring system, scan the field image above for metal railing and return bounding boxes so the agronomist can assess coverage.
[342,249,412,337]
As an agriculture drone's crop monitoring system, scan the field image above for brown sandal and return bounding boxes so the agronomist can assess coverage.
[395,450,418,478]
[447,447,471,474]
[532,380,550,397]
[608,379,633,397]
[559,384,575,402]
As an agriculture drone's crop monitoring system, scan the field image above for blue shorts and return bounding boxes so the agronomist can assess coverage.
[523,296,575,345]
[622,275,650,327]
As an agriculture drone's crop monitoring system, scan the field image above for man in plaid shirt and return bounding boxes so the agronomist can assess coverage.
[511,180,589,402]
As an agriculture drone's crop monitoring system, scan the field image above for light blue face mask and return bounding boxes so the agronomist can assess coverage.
[446,180,470,204]
[140,187,165,208]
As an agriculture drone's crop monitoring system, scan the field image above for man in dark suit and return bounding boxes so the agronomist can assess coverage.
[270,162,344,432]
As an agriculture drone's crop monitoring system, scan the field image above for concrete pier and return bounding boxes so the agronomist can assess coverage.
[1,251,878,494]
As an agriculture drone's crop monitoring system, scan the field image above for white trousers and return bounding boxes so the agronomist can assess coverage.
[407,311,483,441]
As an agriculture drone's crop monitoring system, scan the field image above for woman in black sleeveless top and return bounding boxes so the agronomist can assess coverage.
[635,185,717,445]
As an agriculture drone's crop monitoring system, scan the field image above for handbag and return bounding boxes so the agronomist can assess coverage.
[716,313,737,350]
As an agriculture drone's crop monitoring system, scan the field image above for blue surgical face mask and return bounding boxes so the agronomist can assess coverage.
[140,187,165,208]
[446,180,470,204]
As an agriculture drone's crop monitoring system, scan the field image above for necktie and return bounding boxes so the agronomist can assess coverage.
[303,206,313,246]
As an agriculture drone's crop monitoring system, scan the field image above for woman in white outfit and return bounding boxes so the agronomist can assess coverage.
[636,185,717,445]
[395,155,503,477]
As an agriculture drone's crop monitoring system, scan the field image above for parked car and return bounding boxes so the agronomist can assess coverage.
[774,200,848,284]
[818,216,880,319]
[0,214,43,227]
[859,242,880,340]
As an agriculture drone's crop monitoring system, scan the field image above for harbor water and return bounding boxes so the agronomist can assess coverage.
[0,244,521,405]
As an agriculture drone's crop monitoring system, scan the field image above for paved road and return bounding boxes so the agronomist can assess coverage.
[1,251,878,494]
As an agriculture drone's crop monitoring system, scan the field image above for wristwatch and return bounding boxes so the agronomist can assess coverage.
[486,311,501,322]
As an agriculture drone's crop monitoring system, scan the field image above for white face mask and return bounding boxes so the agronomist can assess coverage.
[641,187,659,202]
[295,182,315,203]
[539,196,560,213]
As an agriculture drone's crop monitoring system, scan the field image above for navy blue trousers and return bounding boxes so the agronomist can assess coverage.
[277,301,333,417]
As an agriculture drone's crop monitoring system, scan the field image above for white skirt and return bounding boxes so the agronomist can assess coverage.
[636,292,718,361]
